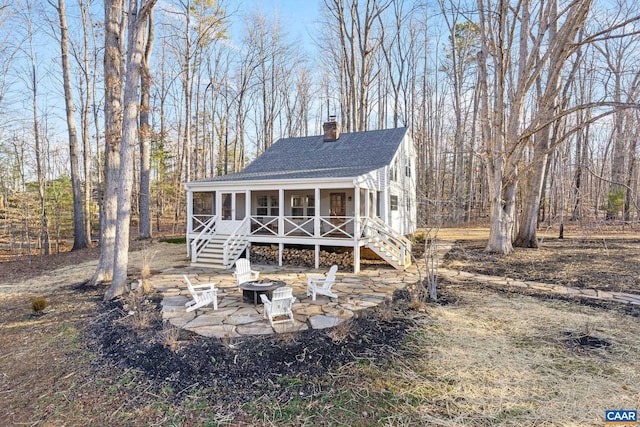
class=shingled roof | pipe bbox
[198,127,408,183]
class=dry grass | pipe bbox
[326,319,352,343]
[139,249,157,293]
[341,284,640,426]
[120,291,155,330]
[160,322,181,351]
[2,234,640,425]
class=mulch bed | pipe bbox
[85,287,416,411]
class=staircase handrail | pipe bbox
[223,216,250,267]
[191,215,218,262]
[362,217,412,266]
[364,216,412,248]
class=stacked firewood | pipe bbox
[250,245,352,269]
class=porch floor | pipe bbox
[152,263,423,338]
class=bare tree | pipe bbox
[438,0,480,224]
[591,2,640,220]
[322,0,392,131]
[245,12,299,154]
[91,0,124,285]
[21,1,50,255]
[105,0,157,300]
[477,0,594,254]
[75,0,98,245]
[138,7,154,239]
[49,0,88,251]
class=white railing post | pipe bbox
[314,187,320,237]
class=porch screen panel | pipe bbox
[236,193,246,220]
[193,192,214,215]
[221,193,232,220]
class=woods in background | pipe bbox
[1,0,639,280]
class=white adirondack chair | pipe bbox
[233,258,259,285]
[306,264,339,301]
[260,287,296,326]
[184,275,218,312]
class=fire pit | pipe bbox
[239,280,286,306]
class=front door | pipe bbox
[218,192,246,234]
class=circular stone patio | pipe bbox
[152,263,423,338]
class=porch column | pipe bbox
[186,189,193,257]
[364,189,370,219]
[373,191,378,217]
[279,243,284,267]
[246,190,251,261]
[314,187,321,269]
[278,188,284,237]
[353,186,361,273]
[245,190,251,219]
[381,175,389,223]
[314,187,320,237]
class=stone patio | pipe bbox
[152,263,424,338]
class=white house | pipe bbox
[184,120,417,273]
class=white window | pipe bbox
[257,195,278,216]
[291,195,315,217]
[390,195,399,211]
[390,158,399,181]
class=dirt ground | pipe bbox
[1,230,639,426]
[441,235,640,294]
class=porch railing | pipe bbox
[191,215,218,263]
[191,214,215,233]
[247,215,357,239]
[249,215,278,236]
[223,216,250,267]
[319,216,354,238]
[283,216,315,237]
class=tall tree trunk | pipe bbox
[514,135,550,248]
[79,0,94,245]
[26,4,49,256]
[138,9,154,239]
[183,0,192,182]
[55,0,87,251]
[514,1,591,247]
[106,0,157,300]
[92,0,124,285]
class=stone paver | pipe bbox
[309,314,344,329]
[153,262,422,338]
[154,239,640,339]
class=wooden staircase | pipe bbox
[363,217,412,270]
[190,235,248,269]
[190,216,249,269]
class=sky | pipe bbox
[229,0,322,56]
[233,0,320,36]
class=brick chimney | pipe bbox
[323,115,339,142]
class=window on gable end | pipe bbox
[390,195,398,211]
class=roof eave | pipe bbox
[185,175,358,190]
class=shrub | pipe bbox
[605,188,625,219]
[31,296,48,313]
